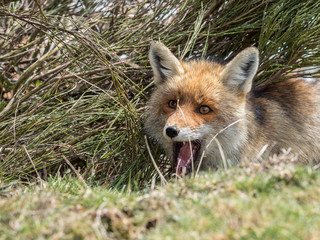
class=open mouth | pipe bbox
[173,140,201,175]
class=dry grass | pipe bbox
[0,0,319,188]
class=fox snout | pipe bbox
[163,124,203,175]
[165,126,179,139]
[163,124,204,142]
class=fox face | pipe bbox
[145,41,259,175]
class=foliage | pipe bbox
[0,0,319,188]
[0,163,320,239]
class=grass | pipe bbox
[0,0,320,188]
[1,159,320,239]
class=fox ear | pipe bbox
[221,47,259,94]
[149,41,184,85]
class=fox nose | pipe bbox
[166,126,179,138]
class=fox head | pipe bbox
[145,41,259,175]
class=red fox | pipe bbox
[145,41,320,175]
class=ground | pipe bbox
[0,155,319,240]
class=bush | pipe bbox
[0,0,319,188]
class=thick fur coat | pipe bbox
[145,41,320,174]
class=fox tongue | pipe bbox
[177,142,192,175]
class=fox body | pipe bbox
[145,41,320,175]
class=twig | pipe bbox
[176,100,195,175]
[144,135,167,186]
[214,138,227,171]
[32,62,71,81]
[62,155,90,190]
[255,144,269,162]
[0,92,18,119]
[196,119,243,176]
[23,145,41,180]
[13,100,20,148]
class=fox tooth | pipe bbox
[182,167,187,175]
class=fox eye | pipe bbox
[168,100,177,109]
[197,105,212,114]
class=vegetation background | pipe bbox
[1,0,319,188]
[0,0,319,239]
